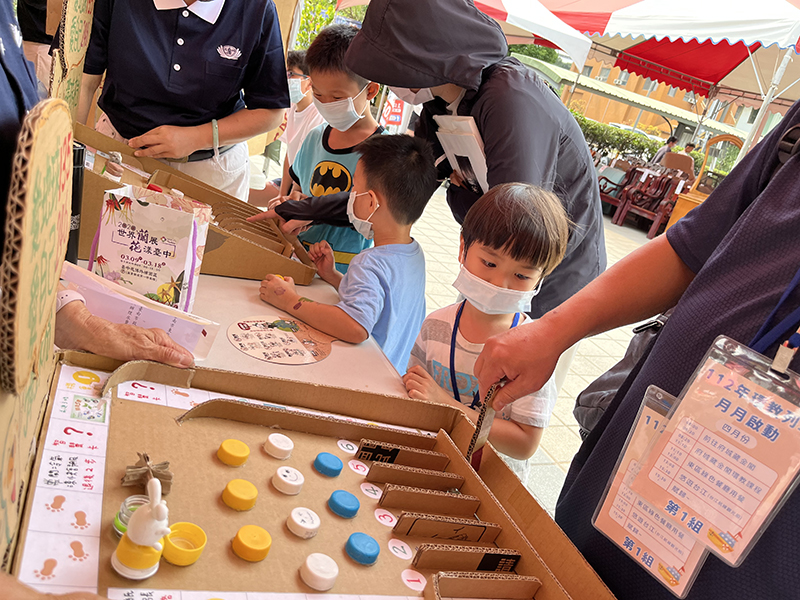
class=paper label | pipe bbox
[632,357,800,565]
[594,404,706,596]
[227,317,334,364]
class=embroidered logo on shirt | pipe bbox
[217,45,242,60]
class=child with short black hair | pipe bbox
[260,134,438,374]
[255,24,385,273]
[404,183,569,479]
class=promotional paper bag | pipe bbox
[89,184,211,312]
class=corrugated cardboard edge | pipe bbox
[357,438,450,470]
[412,543,521,572]
[425,572,541,600]
[100,360,463,440]
[478,446,616,599]
[379,484,481,517]
[366,462,465,490]
[172,398,436,449]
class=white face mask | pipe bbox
[288,78,306,105]
[390,87,434,106]
[453,265,541,315]
[347,190,378,240]
[313,85,369,132]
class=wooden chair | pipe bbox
[615,176,684,238]
[662,152,695,178]
[599,167,642,218]
[611,171,659,224]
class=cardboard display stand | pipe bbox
[74,125,316,285]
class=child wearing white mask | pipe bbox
[259,135,438,374]
[404,183,569,481]
[251,24,387,274]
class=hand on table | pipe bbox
[259,274,298,311]
[128,125,203,160]
[474,321,563,412]
[55,301,194,368]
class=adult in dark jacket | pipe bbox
[273,0,605,319]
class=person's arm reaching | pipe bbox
[475,235,695,410]
[77,73,103,126]
[127,108,285,161]
[279,154,292,196]
[259,275,368,343]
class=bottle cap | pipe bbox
[162,522,207,566]
[222,479,258,511]
[328,490,360,519]
[287,507,321,539]
[232,525,272,562]
[265,433,294,460]
[272,466,304,495]
[113,532,163,574]
[217,439,250,467]
[300,553,339,591]
[314,452,343,477]
[345,532,380,565]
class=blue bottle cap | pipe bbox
[345,532,380,565]
[328,490,360,519]
[314,452,343,478]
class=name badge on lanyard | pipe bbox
[625,267,800,570]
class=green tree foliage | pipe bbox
[508,44,560,65]
[570,109,661,160]
[294,0,337,50]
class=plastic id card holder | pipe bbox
[630,335,800,567]
[594,386,708,597]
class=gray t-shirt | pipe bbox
[557,101,800,599]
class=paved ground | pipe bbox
[413,187,649,515]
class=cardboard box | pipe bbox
[11,353,615,600]
[74,124,317,284]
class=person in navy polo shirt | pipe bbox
[77,0,290,201]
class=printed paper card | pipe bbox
[631,350,800,566]
[227,316,335,364]
[594,387,707,597]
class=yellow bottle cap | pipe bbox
[162,522,208,566]
[232,525,272,562]
[222,479,258,511]
[114,532,163,570]
[217,439,250,467]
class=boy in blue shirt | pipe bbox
[259,135,438,373]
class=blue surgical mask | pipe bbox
[347,190,378,239]
[313,85,369,132]
[288,78,306,105]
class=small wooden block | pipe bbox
[412,544,521,573]
[425,572,541,600]
[393,512,501,543]
[357,439,450,470]
[367,462,464,491]
[378,484,480,517]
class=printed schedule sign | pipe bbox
[631,357,800,566]
[594,389,707,597]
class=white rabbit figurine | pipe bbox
[127,478,170,550]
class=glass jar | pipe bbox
[113,494,149,537]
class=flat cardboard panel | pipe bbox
[367,463,465,491]
[379,485,480,517]
[413,544,521,573]
[357,439,450,471]
[393,513,501,543]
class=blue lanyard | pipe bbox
[749,265,800,354]
[450,300,520,406]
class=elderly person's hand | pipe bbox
[55,300,194,368]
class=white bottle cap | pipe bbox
[300,552,339,591]
[272,466,304,495]
[287,507,320,539]
[265,433,294,460]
